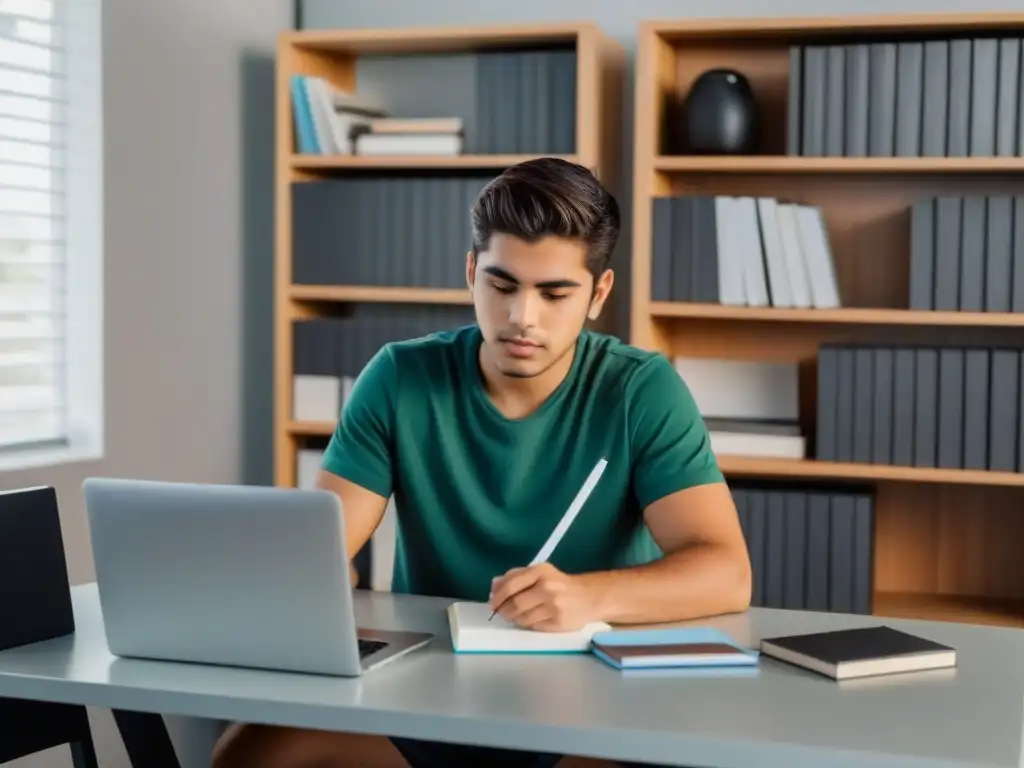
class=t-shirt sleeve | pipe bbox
[320,344,396,499]
[628,355,725,509]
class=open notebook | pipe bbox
[447,601,611,653]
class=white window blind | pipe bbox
[0,0,102,465]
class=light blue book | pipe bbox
[590,627,759,670]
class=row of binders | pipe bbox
[291,176,491,288]
[650,195,841,309]
[788,36,1024,157]
[910,194,1024,313]
[291,307,476,423]
[733,482,874,615]
[817,344,1024,472]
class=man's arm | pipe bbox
[316,471,389,586]
[583,356,751,623]
[315,345,398,586]
[490,356,750,629]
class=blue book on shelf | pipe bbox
[290,74,319,154]
[590,627,759,670]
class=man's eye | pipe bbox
[544,293,569,301]
[490,282,515,294]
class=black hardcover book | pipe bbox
[760,625,956,680]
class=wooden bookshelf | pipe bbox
[274,23,625,490]
[631,12,1024,629]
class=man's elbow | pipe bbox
[722,543,753,614]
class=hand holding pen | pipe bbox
[487,458,608,631]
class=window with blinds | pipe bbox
[0,0,102,463]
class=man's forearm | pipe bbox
[581,543,751,625]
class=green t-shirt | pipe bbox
[321,324,723,602]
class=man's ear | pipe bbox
[588,268,614,319]
[465,250,475,291]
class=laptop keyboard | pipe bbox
[358,638,388,658]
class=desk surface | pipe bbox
[0,584,1022,768]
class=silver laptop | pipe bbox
[81,477,434,676]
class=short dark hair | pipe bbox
[470,157,620,279]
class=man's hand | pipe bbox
[488,563,600,632]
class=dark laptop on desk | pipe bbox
[81,477,433,676]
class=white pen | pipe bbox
[489,457,609,621]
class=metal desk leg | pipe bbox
[112,709,182,768]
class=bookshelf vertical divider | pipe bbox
[631,13,1024,628]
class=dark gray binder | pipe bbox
[921,41,949,156]
[959,196,986,311]
[494,51,519,153]
[989,349,1019,471]
[985,196,1013,312]
[783,492,807,610]
[871,348,895,464]
[852,348,874,463]
[829,495,855,613]
[534,50,552,154]
[835,348,855,462]
[748,491,766,608]
[937,348,965,469]
[934,197,963,311]
[824,46,846,156]
[474,52,495,153]
[550,48,577,154]
[913,348,938,467]
[963,348,990,470]
[868,43,897,156]
[909,197,935,310]
[671,196,692,301]
[895,42,924,156]
[892,348,917,465]
[805,492,831,612]
[765,492,786,608]
[946,39,972,157]
[816,346,839,461]
[995,39,1020,156]
[651,197,673,301]
[787,46,803,155]
[969,39,998,156]
[852,494,874,615]
[844,44,870,157]
[1012,197,1024,312]
[802,46,827,155]
[692,196,719,302]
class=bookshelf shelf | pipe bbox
[289,285,472,305]
[633,11,1024,629]
[650,302,1024,327]
[719,456,1024,488]
[653,155,1024,174]
[291,153,578,171]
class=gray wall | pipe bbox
[303,0,1024,338]
[2,0,289,765]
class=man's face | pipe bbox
[466,233,613,379]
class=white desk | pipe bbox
[0,584,1022,768]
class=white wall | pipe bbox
[2,0,289,765]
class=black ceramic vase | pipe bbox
[681,68,759,154]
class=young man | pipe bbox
[212,158,751,768]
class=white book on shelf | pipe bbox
[756,197,792,307]
[795,205,842,308]
[715,196,746,305]
[776,203,813,308]
[735,196,770,307]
